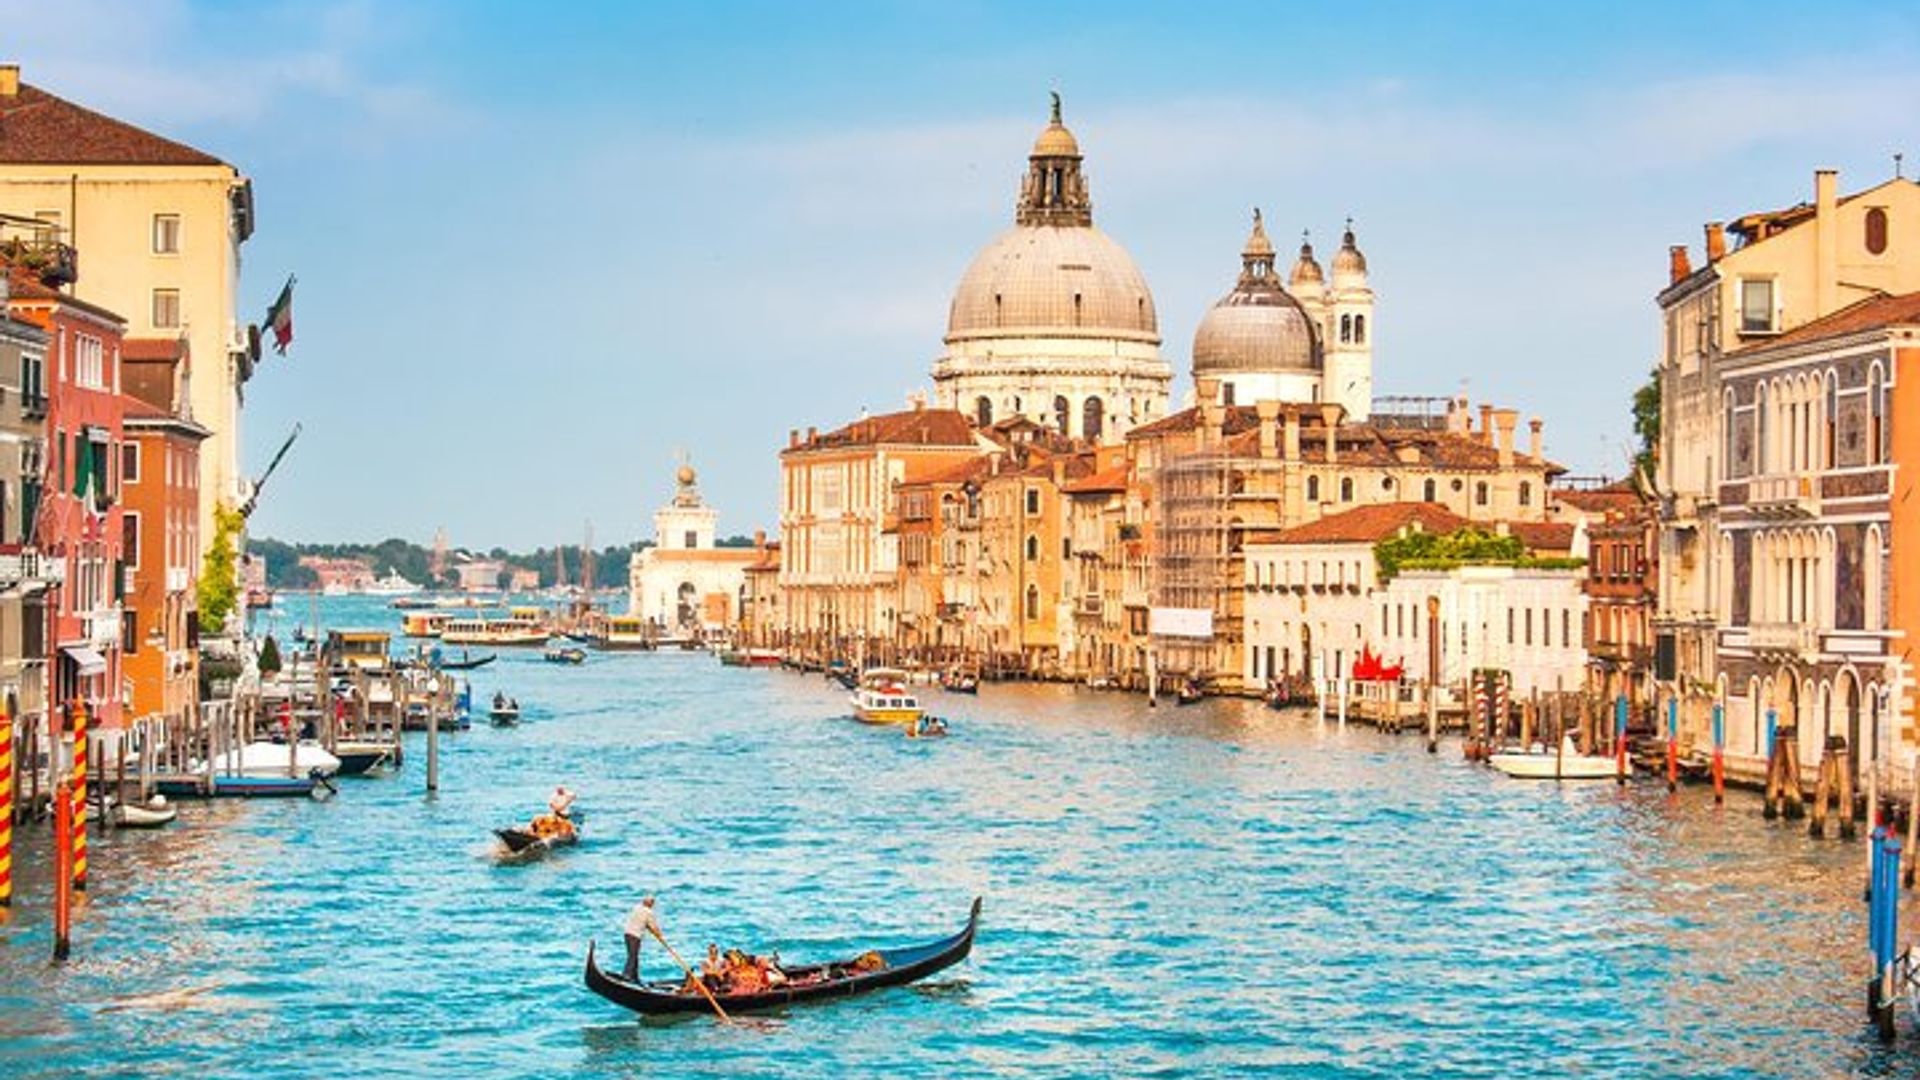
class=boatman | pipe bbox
[549,785,577,819]
[623,896,661,980]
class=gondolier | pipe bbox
[624,896,661,980]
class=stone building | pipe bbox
[0,268,50,732]
[121,337,207,726]
[932,97,1172,443]
[1656,167,1920,743]
[629,463,756,639]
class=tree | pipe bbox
[258,634,282,676]
[198,502,244,633]
[1632,367,1661,483]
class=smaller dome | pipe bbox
[1290,234,1324,287]
[1032,92,1080,157]
[1333,221,1368,277]
[676,464,697,486]
[1192,215,1321,376]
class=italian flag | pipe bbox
[265,276,295,355]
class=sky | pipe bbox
[7,0,1919,548]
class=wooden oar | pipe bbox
[650,925,734,1025]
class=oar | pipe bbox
[650,925,734,1025]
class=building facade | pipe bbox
[0,274,50,731]
[122,340,207,726]
[0,65,256,546]
[629,464,755,637]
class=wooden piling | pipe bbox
[1781,730,1805,819]
[1810,743,1834,838]
[1835,738,1856,840]
[0,700,12,907]
[425,689,440,794]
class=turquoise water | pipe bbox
[0,596,1911,1078]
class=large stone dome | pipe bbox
[946,224,1159,344]
[1192,212,1320,375]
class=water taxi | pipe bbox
[441,618,548,647]
[506,606,550,634]
[591,614,654,651]
[401,611,450,638]
[850,669,924,725]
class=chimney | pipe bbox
[1052,458,1065,486]
[1256,400,1280,460]
[0,65,17,98]
[806,426,817,443]
[1319,404,1341,463]
[789,428,800,448]
[1816,168,1839,314]
[1668,245,1691,285]
[1527,417,1542,461]
[1196,376,1221,407]
[1703,222,1726,263]
[1282,411,1301,461]
[754,529,766,550]
[1493,409,1518,468]
[1199,401,1224,449]
[1478,404,1494,446]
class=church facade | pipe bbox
[628,464,756,638]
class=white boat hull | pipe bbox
[211,741,342,779]
[1489,747,1623,780]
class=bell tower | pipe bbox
[1326,219,1374,421]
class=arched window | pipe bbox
[1339,477,1354,502]
[1339,313,1352,343]
[1083,397,1104,441]
[1024,584,1040,621]
[1025,534,1038,562]
[1306,475,1320,501]
[1519,481,1532,507]
[1867,525,1884,631]
[1053,395,1070,435]
[1423,478,1437,502]
[1475,481,1489,506]
[975,396,993,427]
[1870,364,1886,465]
[1755,382,1768,474]
[1867,207,1889,255]
[1824,371,1838,468]
[1354,313,1366,344]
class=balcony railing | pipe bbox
[1748,621,1820,656]
[1075,595,1104,617]
[1747,475,1819,518]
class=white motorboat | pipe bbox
[365,572,421,596]
[1489,736,1624,780]
[210,740,342,779]
[111,794,178,828]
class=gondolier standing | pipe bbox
[623,896,661,980]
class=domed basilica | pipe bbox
[932,96,1375,440]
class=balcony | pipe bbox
[1747,475,1819,519]
[0,232,78,287]
[1075,595,1104,617]
[1748,621,1820,658]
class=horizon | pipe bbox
[9,0,1918,548]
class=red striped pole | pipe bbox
[0,699,12,908]
[52,779,71,961]
[70,701,87,892]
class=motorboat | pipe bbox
[1489,737,1626,780]
[544,644,587,665]
[110,794,177,828]
[851,669,923,725]
[441,618,547,647]
[401,611,450,638]
[365,572,421,596]
[211,740,342,779]
[490,693,522,725]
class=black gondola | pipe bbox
[584,897,980,1016]
[439,652,497,671]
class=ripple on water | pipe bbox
[1,601,1917,1078]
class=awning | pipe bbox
[62,645,107,676]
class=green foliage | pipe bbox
[258,635,282,676]
[247,537,643,591]
[198,502,244,633]
[1631,367,1661,481]
[1373,526,1577,583]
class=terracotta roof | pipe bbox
[1062,462,1129,494]
[1212,422,1561,474]
[1261,502,1468,545]
[119,397,168,421]
[1729,290,1920,355]
[788,408,978,453]
[0,82,225,166]
[1550,481,1642,513]
[1127,402,1327,440]
[4,262,125,324]
[1506,521,1575,554]
[912,454,997,487]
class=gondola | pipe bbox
[584,897,981,1016]
[493,824,577,864]
[439,652,497,671]
[1175,681,1205,706]
[544,645,587,665]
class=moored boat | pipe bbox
[438,649,497,670]
[1488,736,1625,780]
[332,739,397,775]
[494,822,578,864]
[110,795,177,828]
[442,618,548,647]
[591,614,654,651]
[402,611,451,638]
[584,897,980,1016]
[544,644,587,665]
[744,648,782,666]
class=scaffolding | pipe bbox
[1151,451,1233,681]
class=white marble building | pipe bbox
[628,464,756,636]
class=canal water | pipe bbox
[0,597,1912,1078]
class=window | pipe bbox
[1825,372,1838,468]
[1562,610,1570,648]
[1024,584,1040,621]
[74,334,105,390]
[1354,314,1366,344]
[1475,482,1489,506]
[1754,383,1769,473]
[1221,382,1236,407]
[1423,479,1436,502]
[1866,207,1889,256]
[1306,476,1320,501]
[123,511,140,569]
[1339,313,1352,343]
[152,288,181,329]
[1025,534,1038,561]
[1507,609,1514,644]
[152,213,181,254]
[1339,477,1353,502]
[122,443,140,485]
[1025,488,1039,515]
[974,396,992,427]
[683,530,697,549]
[1870,365,1887,465]
[1053,395,1070,435]
[1519,481,1531,507]
[123,609,138,655]
[1722,389,1736,474]
[1083,397,1103,441]
[1739,279,1775,334]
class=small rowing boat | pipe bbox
[494,822,578,864]
[439,651,497,671]
[110,795,177,828]
[584,897,980,1016]
[1489,736,1625,780]
[544,644,587,665]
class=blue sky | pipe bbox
[9,1,1919,548]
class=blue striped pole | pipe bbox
[1614,694,1629,785]
[1666,695,1680,792]
[1764,708,1779,818]
[1711,702,1726,803]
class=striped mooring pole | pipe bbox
[1710,701,1726,803]
[70,701,87,892]
[1614,693,1629,785]
[0,699,12,907]
[1868,825,1902,1041]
